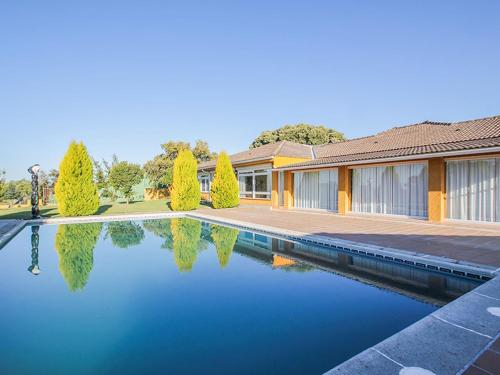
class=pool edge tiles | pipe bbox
[187,212,497,281]
[325,275,500,375]
[0,220,27,251]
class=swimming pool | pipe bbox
[0,217,481,374]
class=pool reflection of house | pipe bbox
[198,115,500,224]
[224,227,481,305]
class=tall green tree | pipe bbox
[143,154,172,189]
[144,140,216,190]
[210,152,239,208]
[192,140,217,162]
[211,224,239,268]
[250,124,345,148]
[55,222,102,292]
[55,141,99,216]
[108,161,143,203]
[170,150,200,211]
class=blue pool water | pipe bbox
[0,218,480,374]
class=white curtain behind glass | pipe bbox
[352,163,428,217]
[294,170,338,211]
[447,158,499,222]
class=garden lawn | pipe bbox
[0,200,172,220]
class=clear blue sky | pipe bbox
[1,1,499,179]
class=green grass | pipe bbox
[0,200,173,220]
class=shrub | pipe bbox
[55,222,102,291]
[55,141,99,216]
[210,152,239,208]
[170,150,200,211]
[108,161,143,203]
[210,224,238,267]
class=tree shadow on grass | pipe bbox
[96,204,112,215]
[0,206,59,220]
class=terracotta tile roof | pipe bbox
[198,141,312,170]
[280,115,500,169]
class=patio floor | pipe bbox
[197,206,500,268]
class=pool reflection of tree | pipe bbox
[105,221,145,249]
[54,223,102,291]
[143,219,173,250]
[210,225,238,268]
[171,218,201,271]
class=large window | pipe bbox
[238,169,271,199]
[199,175,210,193]
[447,158,500,222]
[351,163,428,217]
[294,170,338,211]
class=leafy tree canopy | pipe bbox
[93,155,117,200]
[144,140,216,189]
[108,161,143,203]
[250,123,345,148]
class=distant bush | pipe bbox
[170,150,200,211]
[210,152,239,209]
[55,142,99,216]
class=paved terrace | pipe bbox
[195,206,500,268]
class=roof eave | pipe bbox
[273,146,500,171]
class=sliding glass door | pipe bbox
[293,169,338,211]
[351,163,428,217]
[447,158,500,222]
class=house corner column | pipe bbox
[338,166,351,215]
[428,158,446,222]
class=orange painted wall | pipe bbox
[337,166,351,215]
[273,156,311,168]
[428,158,446,222]
[239,198,272,206]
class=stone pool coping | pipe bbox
[1,211,499,374]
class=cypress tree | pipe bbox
[170,150,200,211]
[210,152,239,208]
[55,141,99,216]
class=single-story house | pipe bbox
[198,115,500,223]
